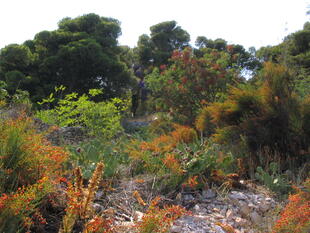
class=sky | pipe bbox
[0,0,309,50]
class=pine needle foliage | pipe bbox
[202,62,309,171]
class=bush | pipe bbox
[127,125,236,190]
[204,62,310,174]
[0,115,67,193]
[0,178,53,233]
[0,115,68,232]
[145,47,237,124]
[36,87,127,139]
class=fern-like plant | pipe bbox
[59,162,104,233]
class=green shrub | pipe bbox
[255,162,292,195]
[36,87,127,139]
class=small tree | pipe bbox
[146,47,239,124]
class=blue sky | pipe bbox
[0,0,309,50]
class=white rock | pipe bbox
[248,203,256,209]
[229,191,247,200]
[220,207,227,216]
[194,204,200,212]
[134,211,144,221]
[214,225,226,233]
[95,190,104,199]
[183,194,195,201]
[170,225,183,233]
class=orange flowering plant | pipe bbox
[127,123,234,190]
[272,179,310,233]
[136,197,190,233]
[127,124,197,178]
[0,115,68,232]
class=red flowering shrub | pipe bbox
[146,47,238,124]
[272,179,310,233]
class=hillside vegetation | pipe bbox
[0,13,309,233]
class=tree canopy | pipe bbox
[0,13,309,107]
[134,21,190,67]
[0,13,132,102]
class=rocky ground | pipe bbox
[170,188,279,233]
[91,176,281,233]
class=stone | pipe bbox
[220,207,228,216]
[202,189,217,199]
[235,217,248,227]
[239,201,251,217]
[134,211,144,221]
[170,225,183,233]
[226,209,234,221]
[95,190,104,199]
[250,211,262,225]
[214,225,226,233]
[183,194,195,201]
[259,201,270,213]
[194,204,200,212]
[229,191,247,201]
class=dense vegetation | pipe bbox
[0,13,309,233]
